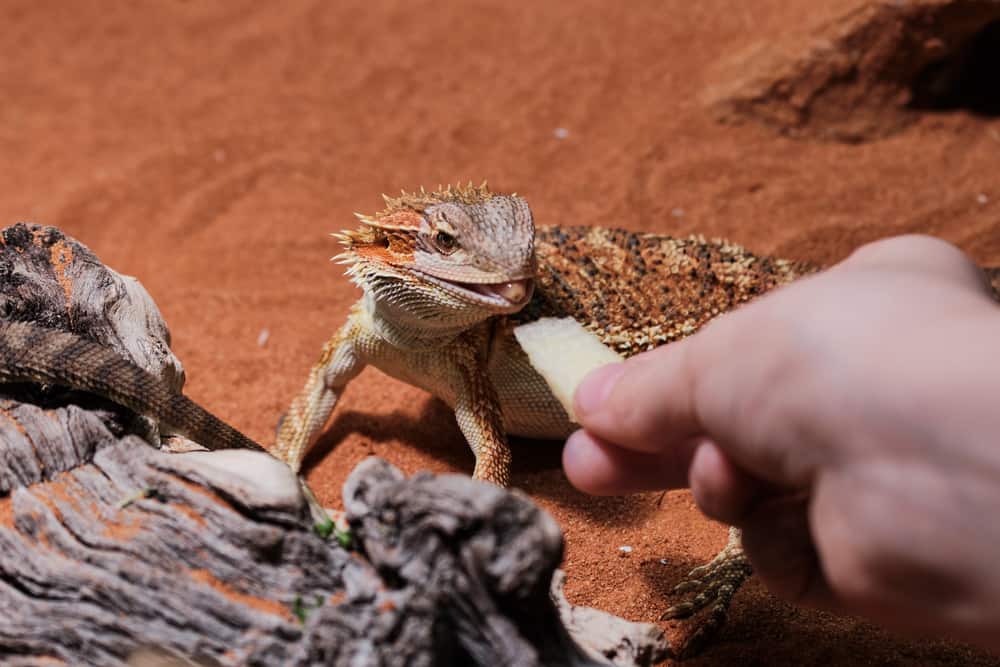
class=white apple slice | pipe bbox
[513,317,623,422]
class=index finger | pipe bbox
[573,334,706,454]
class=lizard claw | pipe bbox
[661,526,752,659]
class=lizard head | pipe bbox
[334,183,536,325]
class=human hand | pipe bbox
[563,235,1000,650]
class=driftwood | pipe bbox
[0,223,669,667]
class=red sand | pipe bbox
[3,1,999,664]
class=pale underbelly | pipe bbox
[375,344,576,441]
[491,362,576,440]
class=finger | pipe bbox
[562,429,698,495]
[842,235,992,297]
[688,440,767,525]
[573,336,704,454]
[739,494,842,614]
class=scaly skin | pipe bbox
[273,183,814,655]
[0,319,266,452]
[0,319,337,530]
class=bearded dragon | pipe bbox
[273,183,815,654]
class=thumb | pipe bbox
[573,332,706,456]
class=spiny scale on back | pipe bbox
[519,226,814,355]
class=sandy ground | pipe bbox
[3,1,1000,664]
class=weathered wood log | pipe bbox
[0,222,184,455]
[0,223,669,666]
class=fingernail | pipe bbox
[562,429,586,471]
[575,363,626,417]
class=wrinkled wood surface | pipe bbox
[0,225,669,666]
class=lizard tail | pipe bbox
[0,320,265,452]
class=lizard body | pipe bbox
[275,184,812,479]
[0,319,265,453]
[273,184,813,653]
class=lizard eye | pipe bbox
[434,231,458,254]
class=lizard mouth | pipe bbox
[468,279,533,305]
[449,277,534,308]
[416,271,534,309]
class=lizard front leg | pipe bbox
[273,316,365,473]
[451,344,511,487]
[662,525,752,658]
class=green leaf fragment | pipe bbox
[334,528,353,549]
[313,517,334,539]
